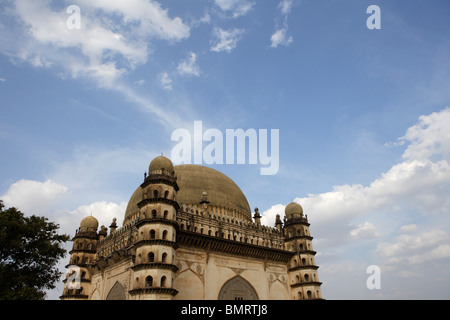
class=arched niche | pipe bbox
[106,281,126,300]
[218,276,258,300]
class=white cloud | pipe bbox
[350,222,381,239]
[0,77,6,82]
[134,79,145,86]
[4,0,191,128]
[177,52,201,77]
[399,224,418,233]
[59,201,127,233]
[270,0,295,48]
[214,0,255,18]
[158,72,172,90]
[261,108,450,247]
[76,0,190,41]
[1,179,68,216]
[270,28,293,48]
[278,0,294,15]
[210,27,244,53]
[400,108,450,161]
[376,229,449,258]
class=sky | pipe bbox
[1,0,450,300]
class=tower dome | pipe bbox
[148,155,174,173]
[80,215,99,232]
[285,202,303,217]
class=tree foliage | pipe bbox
[0,200,70,299]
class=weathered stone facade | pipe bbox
[60,156,322,300]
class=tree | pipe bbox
[0,200,70,299]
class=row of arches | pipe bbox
[138,226,175,242]
[295,289,320,300]
[74,240,96,251]
[70,254,93,265]
[136,247,174,264]
[286,227,310,238]
[292,257,315,268]
[141,208,172,220]
[293,273,318,283]
[136,275,172,288]
[143,188,172,201]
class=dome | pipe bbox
[285,202,303,217]
[124,164,251,222]
[80,215,99,231]
[149,155,174,173]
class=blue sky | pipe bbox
[1,0,450,299]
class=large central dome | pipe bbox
[124,164,251,223]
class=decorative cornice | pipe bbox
[62,278,92,284]
[299,250,317,255]
[69,249,97,255]
[129,287,178,297]
[288,265,319,272]
[59,294,89,300]
[131,262,179,273]
[284,235,313,242]
[284,218,310,227]
[137,198,180,211]
[72,232,99,241]
[134,239,179,250]
[177,230,294,263]
[141,174,179,191]
[136,218,179,229]
[290,281,322,288]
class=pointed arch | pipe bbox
[106,281,126,300]
[218,276,258,300]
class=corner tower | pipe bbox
[129,156,180,300]
[60,216,99,300]
[283,202,322,299]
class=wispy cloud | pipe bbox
[270,0,294,48]
[210,27,244,53]
[3,0,191,128]
[213,0,255,18]
[177,52,201,77]
[158,72,173,90]
[270,28,293,48]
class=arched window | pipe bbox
[295,275,300,283]
[162,252,167,263]
[153,190,158,198]
[160,276,166,287]
[146,276,153,287]
[152,210,157,219]
[148,252,155,263]
[164,190,169,198]
[304,274,309,282]
[150,229,156,239]
[164,210,168,219]
[302,258,306,265]
[162,230,168,240]
[307,290,312,299]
